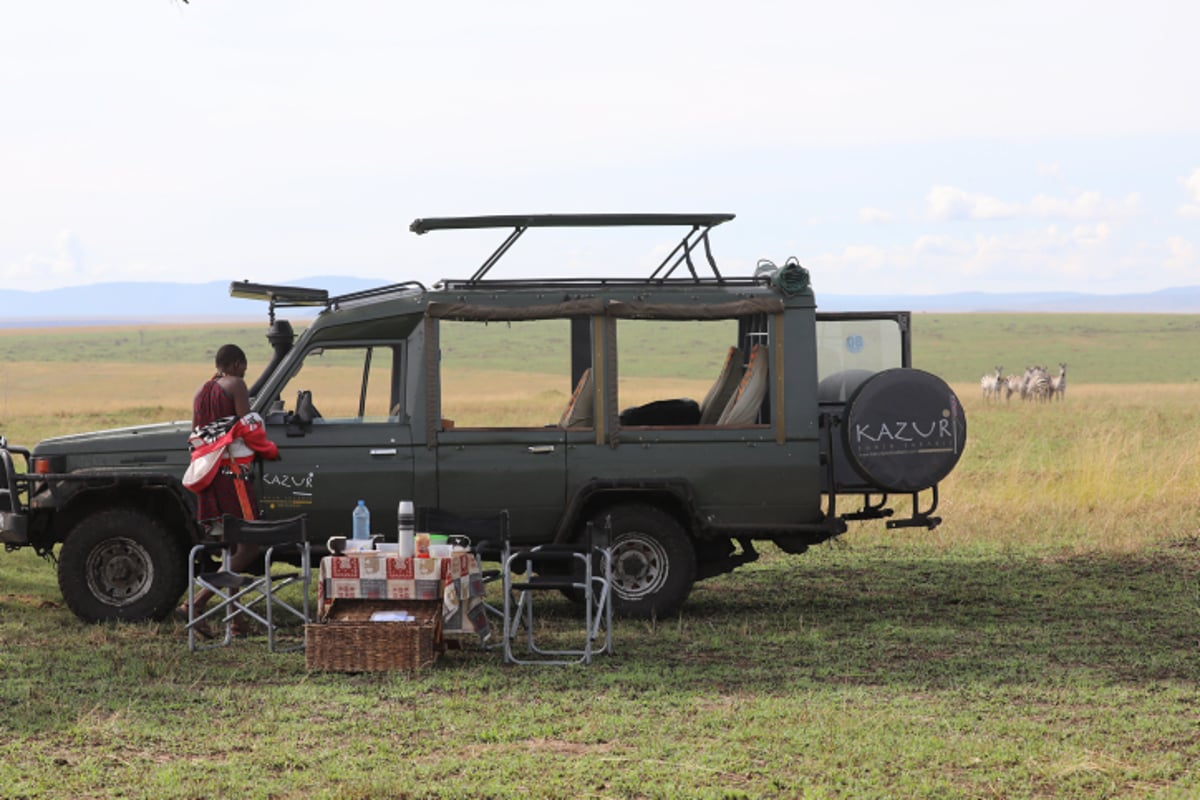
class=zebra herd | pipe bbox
[980,363,1067,403]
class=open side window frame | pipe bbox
[815,311,912,375]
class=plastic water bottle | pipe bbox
[352,500,371,540]
[397,500,415,557]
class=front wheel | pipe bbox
[58,508,187,623]
[595,504,696,619]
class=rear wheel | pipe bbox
[58,508,187,623]
[596,504,696,619]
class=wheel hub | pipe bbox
[611,535,668,599]
[615,550,650,581]
[85,538,153,606]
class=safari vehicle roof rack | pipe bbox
[410,213,741,287]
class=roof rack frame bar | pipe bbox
[702,230,724,281]
[409,213,737,285]
[410,213,734,234]
[331,281,427,305]
[650,226,693,280]
[650,224,722,282]
[470,225,529,283]
[436,275,766,291]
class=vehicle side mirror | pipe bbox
[287,390,321,436]
[295,390,317,425]
[296,389,326,422]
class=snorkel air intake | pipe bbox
[249,319,295,399]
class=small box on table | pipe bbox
[305,599,442,672]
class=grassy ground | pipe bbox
[2,318,1200,798]
[2,537,1198,799]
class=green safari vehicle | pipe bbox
[0,214,966,622]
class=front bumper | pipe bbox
[0,510,29,545]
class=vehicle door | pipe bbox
[814,311,913,491]
[429,318,567,542]
[574,314,815,529]
[255,342,415,538]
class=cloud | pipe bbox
[1178,168,1200,218]
[858,207,894,223]
[807,222,1165,295]
[913,234,959,256]
[0,231,175,292]
[925,186,1140,223]
[1181,168,1200,201]
[1164,236,1197,272]
[2,231,86,291]
[1029,191,1141,220]
[1071,223,1112,247]
[926,186,1019,221]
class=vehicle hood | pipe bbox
[34,420,193,470]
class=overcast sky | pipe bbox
[3,1,1198,298]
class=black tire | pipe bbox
[58,508,187,623]
[597,504,696,619]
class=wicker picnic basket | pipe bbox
[305,599,442,672]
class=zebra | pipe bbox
[1003,373,1022,402]
[1051,362,1067,401]
[980,366,1002,402]
[1018,366,1035,401]
[1027,365,1052,402]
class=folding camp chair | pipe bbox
[187,514,311,653]
[502,516,613,665]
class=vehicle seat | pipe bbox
[559,368,594,429]
[619,398,700,426]
[717,344,768,425]
[698,346,744,425]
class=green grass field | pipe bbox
[2,316,1200,798]
[2,311,1198,381]
[912,313,1200,384]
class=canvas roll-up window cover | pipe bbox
[426,299,605,321]
[606,298,783,320]
[425,297,783,322]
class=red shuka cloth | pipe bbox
[189,379,272,524]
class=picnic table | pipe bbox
[317,551,490,640]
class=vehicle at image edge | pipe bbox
[0,213,967,623]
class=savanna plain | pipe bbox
[1,313,1200,799]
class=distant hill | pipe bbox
[2,279,1199,326]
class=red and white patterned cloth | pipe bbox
[183,412,279,492]
[318,552,490,638]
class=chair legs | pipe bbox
[476,593,507,651]
[264,544,311,653]
[590,547,614,657]
[501,521,613,665]
[187,542,312,653]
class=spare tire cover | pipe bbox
[817,369,876,404]
[843,368,966,493]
